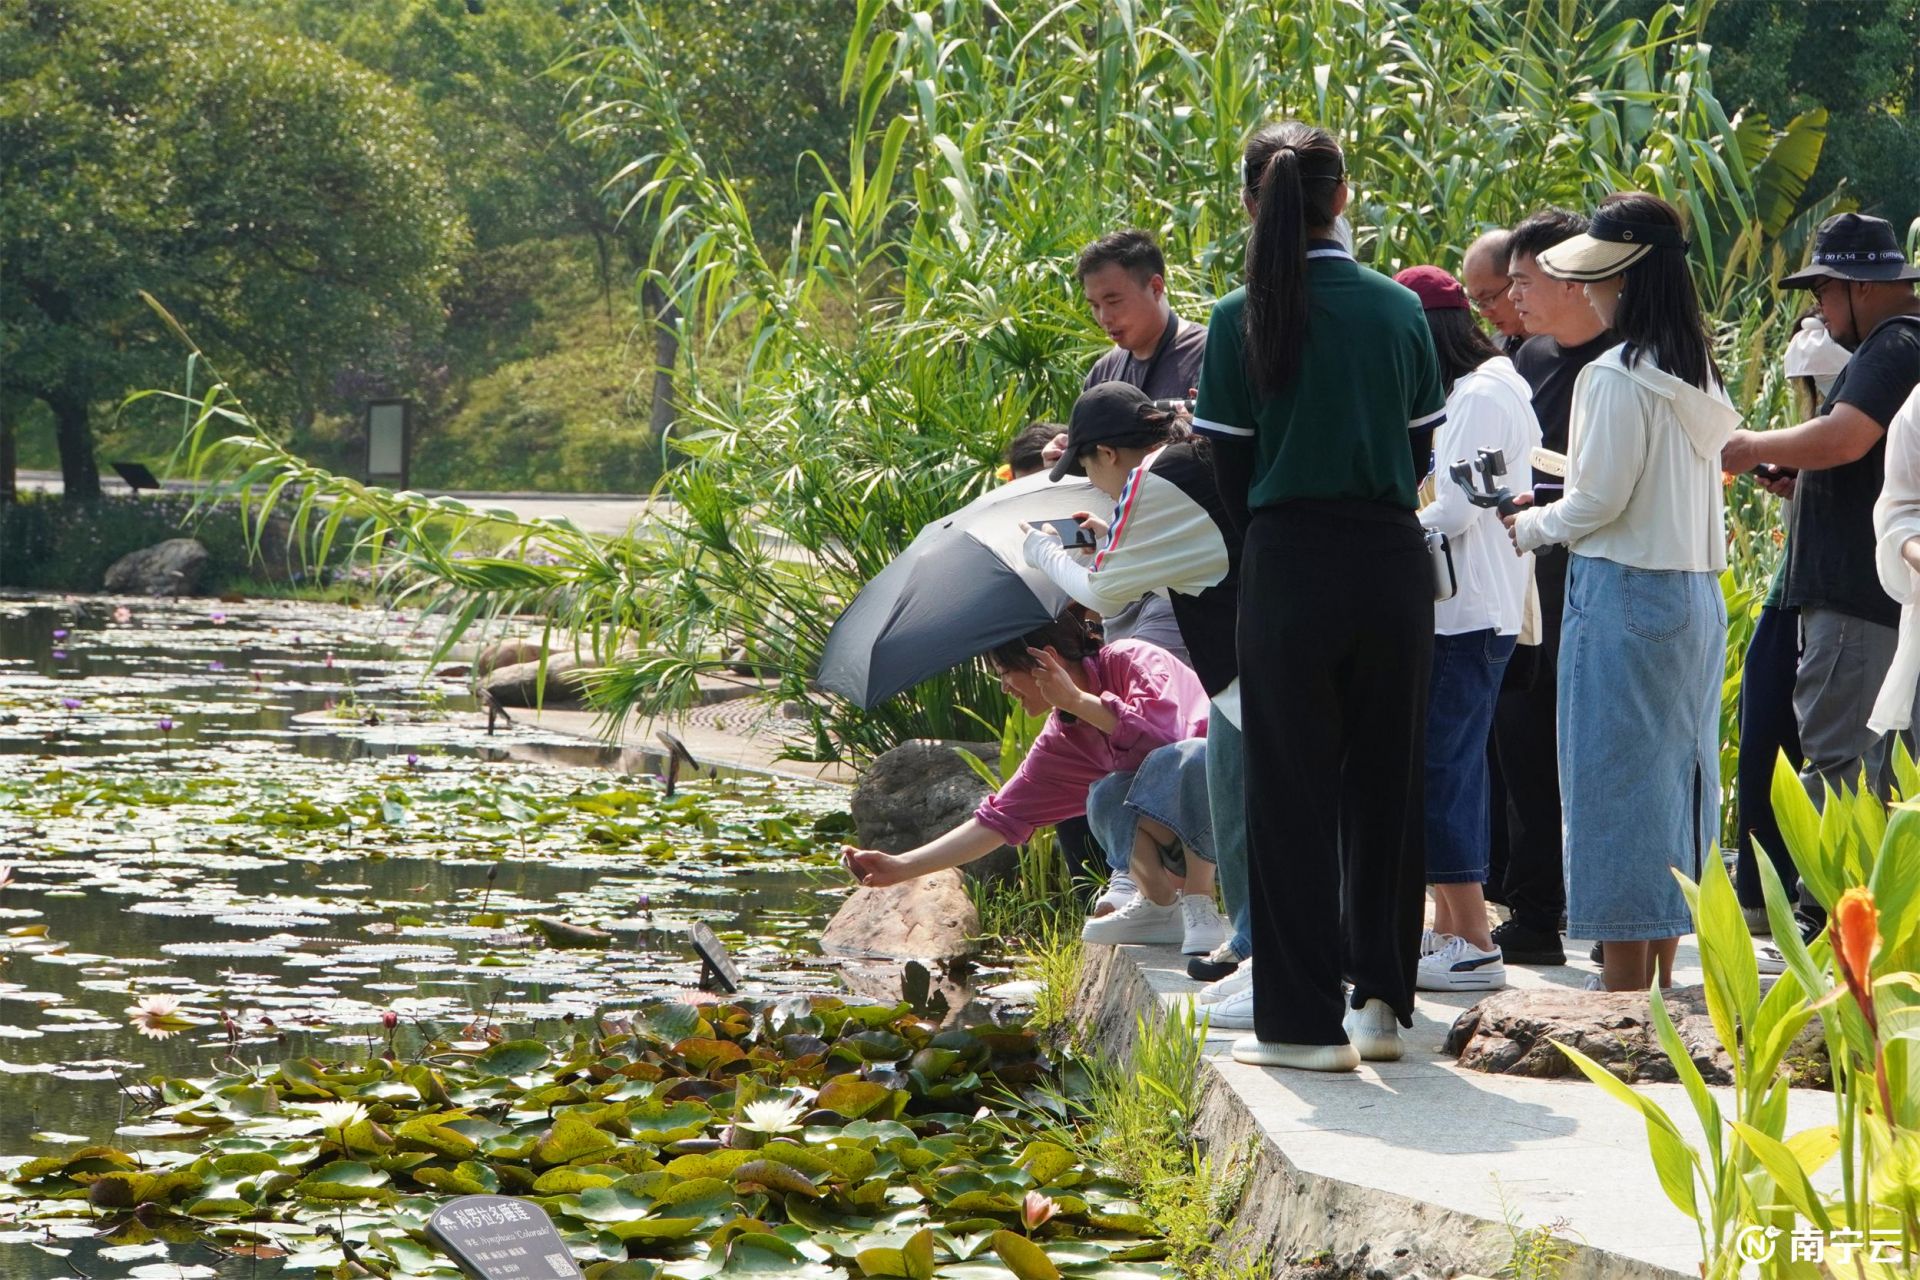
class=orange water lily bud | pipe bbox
[1833,887,1880,997]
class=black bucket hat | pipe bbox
[1779,213,1920,289]
[1049,382,1159,482]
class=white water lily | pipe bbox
[125,993,195,1039]
[309,1101,369,1133]
[127,994,183,1019]
[737,1097,806,1135]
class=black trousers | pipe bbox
[1734,604,1803,908]
[1242,503,1432,1045]
[1489,545,1567,932]
[1053,815,1105,905]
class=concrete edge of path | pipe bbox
[1070,941,1694,1280]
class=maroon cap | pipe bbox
[1393,265,1469,312]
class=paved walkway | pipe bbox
[16,470,668,538]
[1092,938,1834,1278]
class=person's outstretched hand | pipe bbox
[842,846,911,888]
[1040,432,1070,466]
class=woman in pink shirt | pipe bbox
[841,614,1213,939]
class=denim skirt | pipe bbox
[1558,555,1725,941]
[1087,738,1215,877]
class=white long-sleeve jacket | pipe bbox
[1511,345,1737,571]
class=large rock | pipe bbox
[821,869,980,962]
[481,652,589,707]
[476,638,545,675]
[1444,985,1828,1087]
[851,740,1018,883]
[104,538,209,597]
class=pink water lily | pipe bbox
[0,863,15,891]
[113,606,132,623]
[1023,1190,1059,1233]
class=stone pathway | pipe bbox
[1080,936,1837,1279]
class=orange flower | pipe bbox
[1833,887,1880,998]
[1723,473,1736,488]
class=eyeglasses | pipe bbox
[1468,288,1507,312]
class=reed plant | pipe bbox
[167,0,1834,772]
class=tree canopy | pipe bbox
[0,0,464,497]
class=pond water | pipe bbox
[0,594,858,1277]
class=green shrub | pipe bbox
[0,493,298,592]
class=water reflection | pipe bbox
[0,594,851,1279]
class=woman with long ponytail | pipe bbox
[1190,122,1448,1071]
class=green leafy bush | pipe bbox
[0,494,264,592]
[1563,752,1920,1276]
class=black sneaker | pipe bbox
[1186,940,1243,983]
[1590,941,1604,965]
[1489,918,1566,965]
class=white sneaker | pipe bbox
[1080,893,1183,946]
[1196,967,1251,1006]
[1419,928,1450,958]
[1092,873,1138,917]
[1203,985,1254,1030]
[1583,974,1605,991]
[1178,895,1230,956]
[1757,943,1787,976]
[1341,998,1403,1061]
[1416,936,1507,992]
[1743,905,1772,937]
[1230,1036,1359,1072]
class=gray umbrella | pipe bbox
[816,470,1105,708]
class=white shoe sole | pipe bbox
[1080,919,1183,947]
[1230,1036,1359,1072]
[1415,968,1508,993]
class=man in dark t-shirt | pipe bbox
[1722,214,1920,816]
[1485,208,1614,967]
[1071,230,1208,662]
[1078,229,1209,400]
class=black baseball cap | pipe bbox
[1049,381,1156,482]
[1779,213,1920,289]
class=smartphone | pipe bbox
[1751,464,1799,482]
[1038,517,1095,549]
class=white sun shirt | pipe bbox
[1420,356,1542,636]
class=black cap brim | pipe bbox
[1047,452,1082,483]
[1780,261,1920,289]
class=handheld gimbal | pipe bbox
[1449,447,1525,516]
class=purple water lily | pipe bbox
[52,629,68,640]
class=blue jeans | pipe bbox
[1086,739,1214,876]
[1205,702,1250,956]
[1425,630,1516,883]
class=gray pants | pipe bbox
[1794,607,1905,804]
